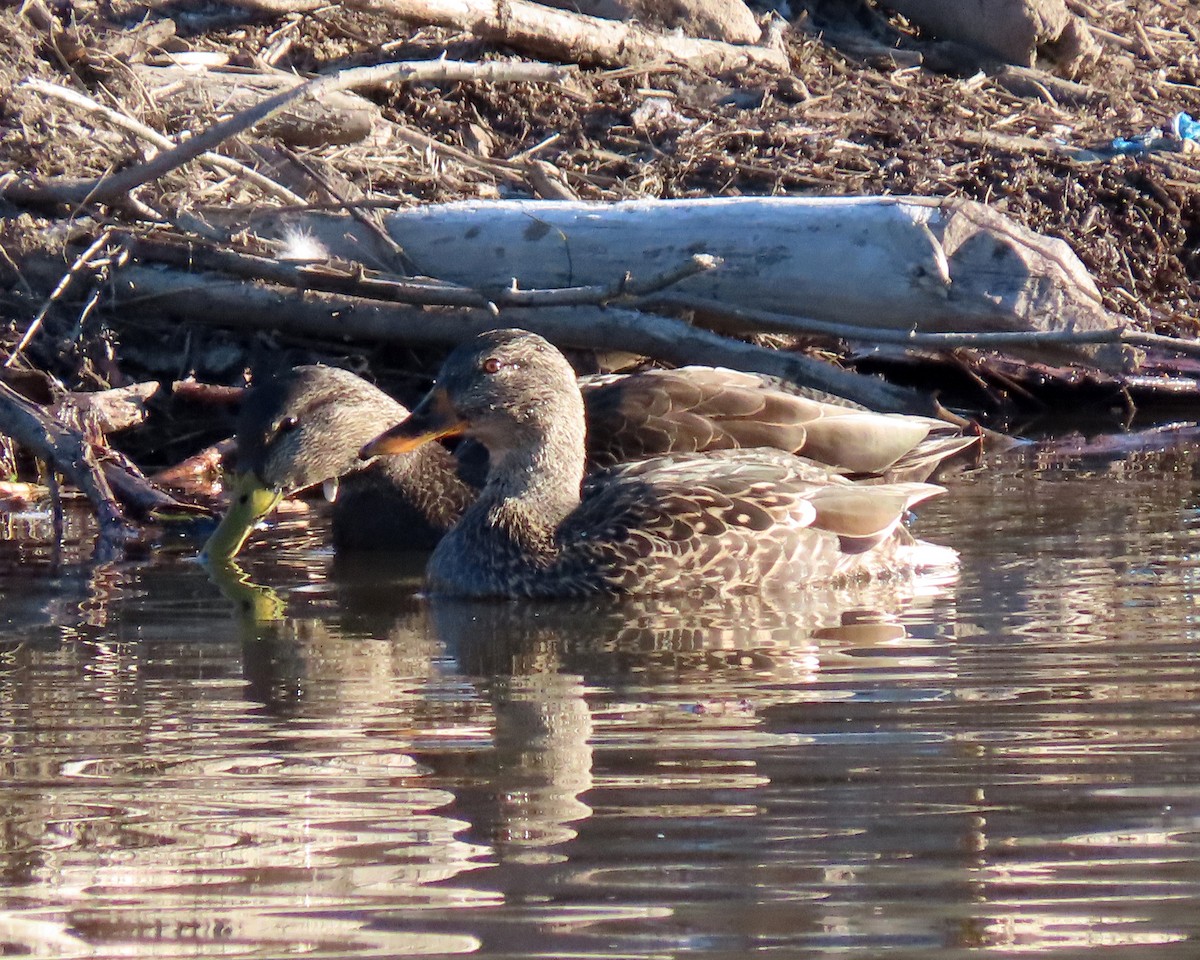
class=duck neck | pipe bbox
[476,408,586,552]
[376,441,474,529]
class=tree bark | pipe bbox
[240,195,1130,368]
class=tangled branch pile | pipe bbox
[1,0,1199,537]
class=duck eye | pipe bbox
[482,357,503,374]
[277,415,300,433]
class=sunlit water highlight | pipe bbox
[4,442,1200,957]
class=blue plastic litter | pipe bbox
[1106,111,1200,157]
[1173,111,1200,142]
[1109,126,1163,155]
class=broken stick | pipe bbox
[0,378,134,548]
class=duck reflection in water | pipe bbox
[0,502,959,959]
[208,531,953,868]
[423,579,953,864]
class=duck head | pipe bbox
[360,329,583,468]
[202,365,406,561]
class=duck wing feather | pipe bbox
[550,449,944,597]
[581,367,974,478]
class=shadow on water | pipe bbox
[6,439,1200,956]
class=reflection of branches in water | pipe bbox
[0,507,108,641]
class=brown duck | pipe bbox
[202,356,973,560]
[359,329,954,599]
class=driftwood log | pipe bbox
[239,195,1132,370]
[539,0,761,44]
[228,0,787,72]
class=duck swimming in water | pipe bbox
[359,329,953,599]
[202,355,973,561]
[201,365,471,560]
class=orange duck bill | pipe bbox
[359,386,466,458]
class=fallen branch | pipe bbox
[230,0,789,72]
[0,480,46,505]
[91,259,940,415]
[647,294,1200,360]
[2,59,569,209]
[122,234,720,308]
[51,382,161,434]
[0,379,134,550]
[97,449,213,520]
[169,381,245,407]
[152,439,234,494]
[0,375,204,528]
[990,65,1107,107]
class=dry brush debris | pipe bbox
[2,0,1200,547]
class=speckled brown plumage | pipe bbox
[577,366,975,479]
[220,357,973,556]
[363,330,953,599]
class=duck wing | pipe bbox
[580,367,975,478]
[558,449,945,596]
[580,367,810,468]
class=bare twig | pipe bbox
[3,60,569,209]
[524,159,580,200]
[22,77,305,204]
[389,121,533,184]
[0,241,34,298]
[47,469,64,545]
[6,230,114,368]
[612,255,721,299]
[170,381,245,406]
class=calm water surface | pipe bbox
[4,440,1200,958]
